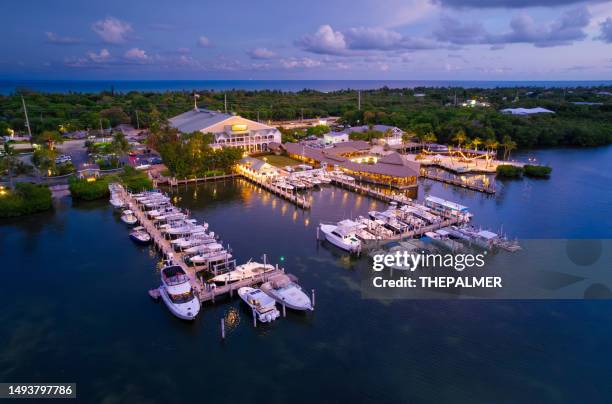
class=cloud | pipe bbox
[87,49,111,63]
[177,47,191,54]
[198,36,212,47]
[45,32,80,45]
[296,25,347,55]
[434,7,591,47]
[247,47,276,59]
[124,48,148,61]
[298,25,437,55]
[597,17,612,42]
[431,0,605,8]
[280,57,322,69]
[92,17,132,44]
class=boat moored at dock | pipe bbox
[319,220,362,253]
[261,275,313,311]
[238,287,281,323]
[129,226,151,245]
[159,264,201,320]
[210,261,275,284]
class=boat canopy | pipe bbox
[477,230,498,240]
[426,196,469,212]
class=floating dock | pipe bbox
[420,170,496,194]
[329,175,412,205]
[236,165,311,209]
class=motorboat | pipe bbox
[109,196,124,209]
[121,210,138,225]
[159,264,200,320]
[261,275,312,311]
[183,242,224,255]
[238,287,280,323]
[188,251,232,266]
[129,226,151,245]
[318,220,362,253]
[171,232,216,251]
[165,224,208,237]
[210,262,275,284]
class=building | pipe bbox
[323,132,349,145]
[283,141,418,189]
[238,156,278,177]
[461,99,490,108]
[169,108,281,153]
[345,125,404,146]
[500,107,555,116]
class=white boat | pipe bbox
[238,287,280,323]
[110,196,124,208]
[121,210,138,225]
[261,275,312,311]
[171,232,216,251]
[319,220,362,253]
[189,251,232,266]
[159,264,200,320]
[183,242,224,255]
[129,226,151,244]
[210,262,275,284]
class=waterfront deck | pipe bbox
[420,170,496,194]
[329,175,412,205]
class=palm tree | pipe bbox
[383,128,394,143]
[483,139,499,167]
[471,137,482,152]
[1,143,18,189]
[452,130,467,150]
[501,135,517,160]
[423,132,437,151]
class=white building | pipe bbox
[323,132,349,145]
[169,108,282,153]
[500,107,555,116]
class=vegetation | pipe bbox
[523,164,553,178]
[0,182,52,217]
[496,165,524,178]
[148,129,242,178]
[2,86,611,152]
[69,176,110,200]
[118,166,152,192]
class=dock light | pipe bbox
[279,256,285,262]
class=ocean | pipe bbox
[1,79,612,95]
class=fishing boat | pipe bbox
[261,275,312,311]
[238,287,280,323]
[318,220,362,253]
[159,264,200,320]
[210,261,275,284]
[129,226,151,245]
[120,210,138,225]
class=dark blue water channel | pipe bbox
[1,146,612,403]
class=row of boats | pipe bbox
[109,183,313,323]
[270,170,333,191]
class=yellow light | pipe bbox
[86,177,96,182]
[231,124,248,132]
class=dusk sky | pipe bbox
[2,0,612,80]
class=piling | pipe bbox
[221,317,225,339]
[282,302,286,317]
[252,309,257,328]
[311,289,316,308]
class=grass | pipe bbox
[260,154,303,168]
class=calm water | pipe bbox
[2,79,612,95]
[1,146,612,403]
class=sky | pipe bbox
[1,0,612,80]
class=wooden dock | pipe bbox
[420,171,496,194]
[236,166,311,209]
[330,176,412,206]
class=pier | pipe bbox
[114,184,285,303]
[236,165,312,209]
[420,170,496,194]
[329,175,412,205]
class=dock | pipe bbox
[114,184,285,303]
[420,170,496,194]
[236,165,311,209]
[329,175,412,205]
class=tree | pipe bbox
[452,130,467,150]
[501,135,517,160]
[422,132,437,151]
[1,143,18,189]
[34,130,63,150]
[471,137,482,152]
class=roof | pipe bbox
[426,196,469,211]
[345,125,402,134]
[240,157,275,172]
[325,132,348,138]
[378,152,405,165]
[168,108,232,133]
[500,107,555,115]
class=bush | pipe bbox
[0,183,52,217]
[69,177,110,201]
[523,164,552,178]
[119,166,152,192]
[496,164,523,178]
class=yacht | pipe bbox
[172,232,216,251]
[238,287,280,323]
[121,210,138,225]
[159,264,200,320]
[319,220,362,253]
[261,275,312,311]
[188,250,232,266]
[183,242,224,255]
[210,262,275,284]
[129,226,151,245]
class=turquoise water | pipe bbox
[1,146,612,402]
[2,79,612,95]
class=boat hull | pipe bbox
[159,287,200,320]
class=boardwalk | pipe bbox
[330,176,412,206]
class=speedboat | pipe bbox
[188,251,232,266]
[210,262,275,284]
[159,264,200,320]
[171,232,216,251]
[261,275,312,311]
[183,242,224,255]
[319,220,362,253]
[238,287,280,323]
[129,226,151,245]
[121,210,138,225]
